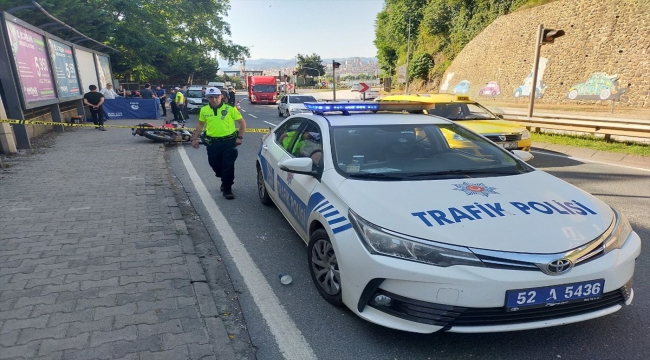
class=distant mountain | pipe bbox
[219,56,378,70]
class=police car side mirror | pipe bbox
[279,158,317,176]
[512,150,534,162]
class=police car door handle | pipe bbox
[262,144,268,151]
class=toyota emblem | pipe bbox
[498,135,507,142]
[546,258,573,275]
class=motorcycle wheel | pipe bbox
[142,129,176,142]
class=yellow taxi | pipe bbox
[379,94,532,151]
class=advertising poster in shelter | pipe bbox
[95,53,112,89]
[47,38,81,98]
[74,49,98,92]
[5,21,56,102]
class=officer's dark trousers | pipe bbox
[170,102,180,120]
[90,106,104,126]
[206,137,238,188]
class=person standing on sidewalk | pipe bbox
[191,87,246,200]
[83,85,106,131]
[140,83,155,99]
[156,85,167,118]
[100,83,118,99]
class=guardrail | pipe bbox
[500,110,650,141]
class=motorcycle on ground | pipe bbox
[131,120,196,143]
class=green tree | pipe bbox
[1,0,249,83]
[296,53,325,84]
[409,53,434,80]
[374,0,536,87]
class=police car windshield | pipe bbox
[331,123,531,180]
[426,102,499,121]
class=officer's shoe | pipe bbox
[223,188,235,200]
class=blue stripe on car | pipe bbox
[332,224,353,234]
[328,217,346,225]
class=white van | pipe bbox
[207,82,225,90]
[186,85,207,113]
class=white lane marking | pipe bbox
[248,114,258,118]
[178,147,316,360]
[264,121,278,127]
[240,109,247,113]
[531,150,650,172]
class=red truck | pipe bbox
[247,76,278,104]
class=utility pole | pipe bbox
[333,60,337,101]
[528,24,564,118]
[405,14,411,94]
[528,24,543,118]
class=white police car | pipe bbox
[255,102,641,333]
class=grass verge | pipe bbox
[531,132,650,157]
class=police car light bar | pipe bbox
[304,102,379,115]
[304,101,428,115]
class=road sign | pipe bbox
[286,83,294,90]
[397,66,407,83]
[358,82,369,93]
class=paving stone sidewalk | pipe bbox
[0,122,236,359]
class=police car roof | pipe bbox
[319,112,452,127]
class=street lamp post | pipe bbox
[405,14,412,94]
[528,25,564,118]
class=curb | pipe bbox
[159,148,238,360]
[532,142,650,169]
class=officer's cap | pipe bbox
[205,87,222,97]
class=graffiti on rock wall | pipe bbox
[566,73,626,101]
[513,57,548,98]
[453,80,471,94]
[440,73,455,92]
[478,81,501,97]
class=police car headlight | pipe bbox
[603,208,632,253]
[188,100,198,105]
[520,130,531,140]
[349,210,485,268]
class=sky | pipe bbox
[223,0,385,61]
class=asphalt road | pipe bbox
[167,94,650,360]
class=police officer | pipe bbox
[191,87,246,199]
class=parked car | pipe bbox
[256,100,641,333]
[186,85,207,113]
[277,94,318,117]
[358,90,380,100]
[379,93,532,151]
[478,81,501,97]
[566,73,626,101]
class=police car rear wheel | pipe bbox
[308,230,343,306]
[257,166,273,206]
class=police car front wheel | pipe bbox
[308,229,343,306]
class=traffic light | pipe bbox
[332,60,341,69]
[380,78,384,85]
[541,28,565,44]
